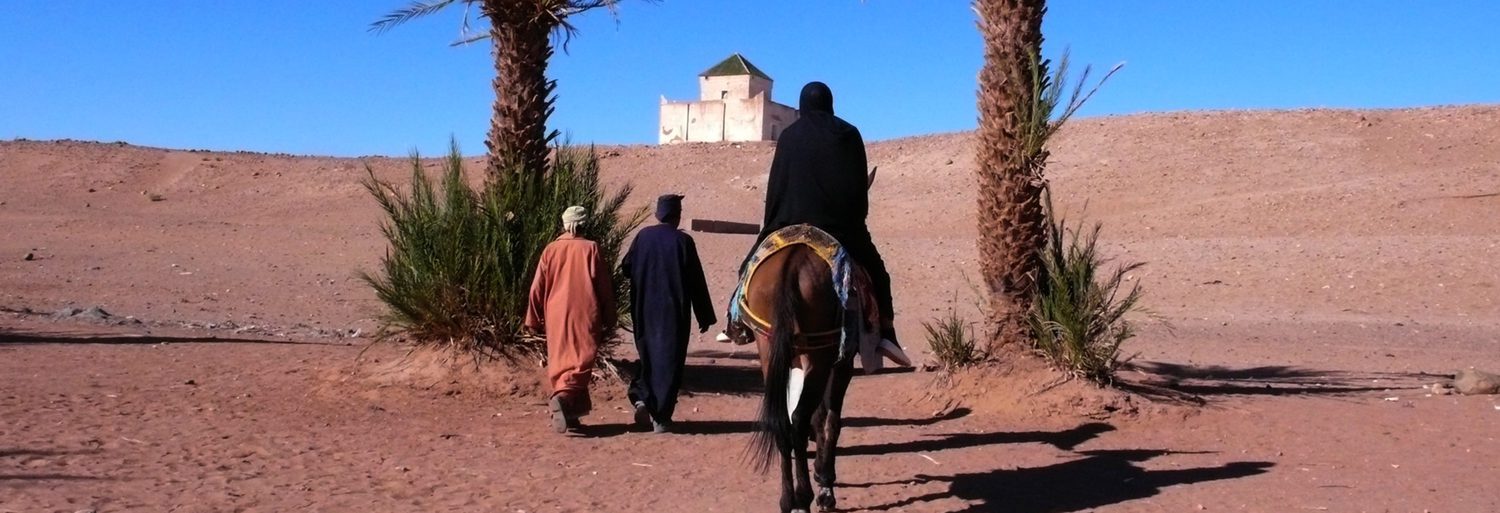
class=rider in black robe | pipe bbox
[741,81,899,347]
[623,194,716,432]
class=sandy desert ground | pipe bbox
[3,106,1499,512]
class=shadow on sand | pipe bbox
[0,328,345,347]
[845,407,972,429]
[0,447,109,484]
[665,408,974,437]
[686,348,762,361]
[860,448,1272,512]
[1117,361,1435,402]
[0,448,101,458]
[679,363,765,396]
[842,421,1115,457]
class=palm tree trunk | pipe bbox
[484,1,558,177]
[975,0,1046,352]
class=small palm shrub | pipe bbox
[924,307,981,370]
[360,140,647,362]
[1027,192,1144,384]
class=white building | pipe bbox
[659,54,798,144]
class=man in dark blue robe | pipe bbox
[623,194,716,433]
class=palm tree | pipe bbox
[973,1,1120,355]
[973,0,1047,352]
[372,0,637,176]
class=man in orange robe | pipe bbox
[526,205,617,434]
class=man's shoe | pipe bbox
[715,331,733,343]
[651,417,672,434]
[548,396,570,434]
[632,401,651,430]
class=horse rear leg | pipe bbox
[791,358,835,512]
[781,400,816,513]
[791,428,814,513]
[777,446,796,513]
[814,358,855,511]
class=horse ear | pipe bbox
[866,166,878,190]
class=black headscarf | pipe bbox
[758,81,869,242]
[655,193,684,223]
[799,81,834,115]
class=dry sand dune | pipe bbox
[3,106,1499,511]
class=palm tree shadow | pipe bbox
[1117,361,1434,402]
[611,357,763,397]
[686,348,761,361]
[680,363,764,396]
[0,447,109,483]
[0,448,101,458]
[0,328,343,346]
[664,407,973,437]
[670,419,756,435]
[842,422,1116,457]
[0,473,104,482]
[570,423,632,438]
[862,449,1272,512]
[844,407,972,428]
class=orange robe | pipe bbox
[525,234,617,416]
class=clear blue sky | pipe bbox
[3,1,1497,157]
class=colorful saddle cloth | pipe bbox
[728,224,879,364]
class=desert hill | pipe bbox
[4,106,1499,512]
[4,106,1496,360]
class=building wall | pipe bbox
[763,101,798,141]
[690,101,726,143]
[658,99,726,144]
[661,75,791,144]
[698,75,771,102]
[658,100,690,144]
[723,96,766,142]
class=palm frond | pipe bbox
[1027,188,1146,385]
[360,139,644,363]
[370,0,466,34]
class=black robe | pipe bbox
[622,223,715,421]
[745,81,895,323]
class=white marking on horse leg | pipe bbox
[787,367,806,422]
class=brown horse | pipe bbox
[744,244,857,513]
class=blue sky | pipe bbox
[2,1,1497,157]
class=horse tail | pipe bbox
[748,250,802,474]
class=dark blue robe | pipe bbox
[622,223,716,421]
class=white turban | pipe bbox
[561,205,587,233]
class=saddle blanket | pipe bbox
[729,224,882,368]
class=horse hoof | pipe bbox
[816,488,837,511]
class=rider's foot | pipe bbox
[721,321,754,345]
[878,338,912,367]
[879,324,911,366]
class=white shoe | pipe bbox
[879,339,912,367]
[715,331,732,343]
